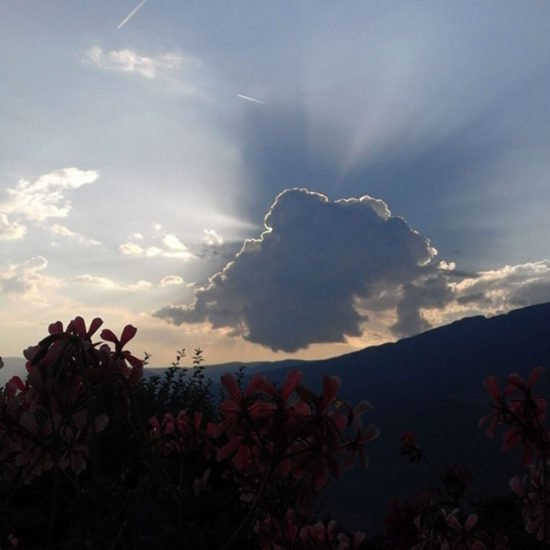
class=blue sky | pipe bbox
[1,1,550,365]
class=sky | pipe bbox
[1,1,550,366]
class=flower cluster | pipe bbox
[0,317,379,548]
[395,428,510,549]
[255,508,366,549]
[149,409,215,458]
[481,367,550,543]
[480,367,548,465]
[413,510,508,550]
[214,370,379,515]
[0,317,143,483]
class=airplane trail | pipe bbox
[236,94,266,105]
[118,0,147,29]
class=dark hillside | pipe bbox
[256,302,550,534]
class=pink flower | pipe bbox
[214,373,275,440]
[100,324,143,385]
[343,423,380,469]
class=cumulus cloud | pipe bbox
[84,47,185,79]
[154,188,438,352]
[0,168,99,222]
[391,273,456,336]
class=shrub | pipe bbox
[0,317,376,549]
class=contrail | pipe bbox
[118,0,147,29]
[236,94,266,105]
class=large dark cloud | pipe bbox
[154,188,438,351]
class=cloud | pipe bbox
[72,274,154,293]
[391,273,456,337]
[160,275,185,287]
[387,260,550,338]
[154,188,437,352]
[0,168,99,222]
[202,229,224,246]
[84,47,185,79]
[0,214,27,241]
[73,274,117,289]
[0,256,59,301]
[120,242,145,256]
[119,231,196,261]
[452,261,550,312]
[129,280,153,291]
[163,234,187,251]
[50,223,101,246]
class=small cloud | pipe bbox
[73,274,153,293]
[73,274,117,289]
[132,232,144,240]
[119,238,195,261]
[202,229,224,246]
[51,224,75,238]
[438,260,456,271]
[152,223,162,232]
[50,224,101,246]
[129,280,153,291]
[160,275,185,287]
[0,168,99,222]
[162,234,187,251]
[120,242,145,256]
[0,214,27,241]
[84,47,185,79]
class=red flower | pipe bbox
[100,324,143,385]
[343,423,380,469]
[214,373,275,440]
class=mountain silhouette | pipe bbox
[256,302,550,534]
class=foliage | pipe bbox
[0,317,375,549]
[136,349,216,424]
[2,316,550,549]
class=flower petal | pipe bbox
[221,373,242,402]
[120,325,137,347]
[100,329,118,344]
[281,370,304,402]
[217,435,243,462]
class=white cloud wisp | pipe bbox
[84,47,185,79]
